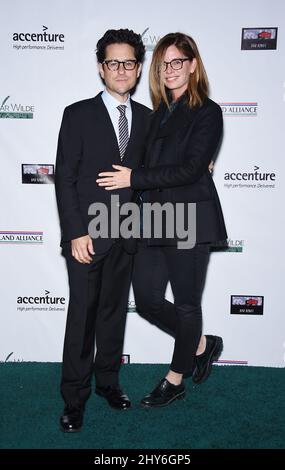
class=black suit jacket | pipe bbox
[55,92,151,253]
[131,96,227,245]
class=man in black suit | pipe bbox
[55,29,150,432]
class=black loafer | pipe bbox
[60,404,84,433]
[192,335,223,384]
[141,378,185,408]
[95,386,131,410]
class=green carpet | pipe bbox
[0,363,284,449]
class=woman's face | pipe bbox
[161,45,197,100]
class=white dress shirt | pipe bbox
[101,89,132,144]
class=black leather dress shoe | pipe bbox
[95,386,131,410]
[141,378,185,408]
[60,404,84,433]
[192,335,223,384]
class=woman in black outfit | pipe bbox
[97,32,227,407]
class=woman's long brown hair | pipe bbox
[149,32,209,110]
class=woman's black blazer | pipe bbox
[131,96,227,245]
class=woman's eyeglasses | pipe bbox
[161,58,190,72]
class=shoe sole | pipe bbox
[192,337,223,385]
[140,391,186,408]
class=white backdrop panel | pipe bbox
[0,0,284,367]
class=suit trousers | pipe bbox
[61,240,133,406]
[132,241,210,374]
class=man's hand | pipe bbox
[208,160,214,173]
[71,235,95,264]
[96,165,131,190]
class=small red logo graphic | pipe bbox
[246,298,258,306]
[258,31,271,39]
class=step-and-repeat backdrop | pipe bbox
[1,0,284,367]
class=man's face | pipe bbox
[98,43,142,101]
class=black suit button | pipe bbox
[157,188,162,192]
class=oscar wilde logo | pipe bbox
[0,352,24,363]
[141,28,161,51]
[211,238,244,253]
[13,25,65,51]
[0,96,34,119]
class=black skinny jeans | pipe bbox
[132,241,210,374]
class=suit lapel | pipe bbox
[143,104,164,166]
[92,93,121,163]
[143,99,201,167]
[155,99,199,138]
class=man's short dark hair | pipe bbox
[96,28,145,63]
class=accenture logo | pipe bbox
[224,166,276,189]
[13,25,64,42]
[17,290,66,312]
[13,26,65,51]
